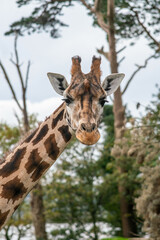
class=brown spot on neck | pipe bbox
[25,149,42,174]
[31,161,50,182]
[26,149,50,182]
[25,129,38,143]
[52,109,64,129]
[0,147,26,178]
[58,125,72,143]
[32,124,49,145]
[44,134,60,161]
[1,176,27,204]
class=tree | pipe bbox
[44,139,109,240]
[99,105,122,235]
[128,86,160,239]
[1,202,32,240]
[0,35,47,240]
[0,36,30,133]
[100,105,143,236]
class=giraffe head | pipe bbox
[47,56,124,145]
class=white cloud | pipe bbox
[0,98,62,125]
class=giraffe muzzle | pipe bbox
[76,123,100,145]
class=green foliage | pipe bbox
[101,238,128,240]
[0,123,20,158]
[6,0,73,37]
[102,105,114,144]
[134,86,160,238]
[44,140,109,240]
[100,105,122,235]
[6,0,160,52]
[102,238,128,240]
[101,104,144,235]
[19,113,39,133]
[0,113,38,159]
[107,85,160,237]
[1,202,32,240]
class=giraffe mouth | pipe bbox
[76,129,100,145]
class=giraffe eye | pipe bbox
[99,98,108,107]
[62,96,73,105]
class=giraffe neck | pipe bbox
[0,102,74,229]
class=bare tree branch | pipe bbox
[117,46,126,54]
[80,0,94,12]
[94,0,100,12]
[97,46,125,66]
[1,34,30,132]
[80,0,109,33]
[133,10,160,51]
[14,34,20,65]
[25,60,31,91]
[96,11,109,33]
[14,111,22,133]
[12,35,29,131]
[109,95,113,102]
[122,54,156,95]
[118,56,125,66]
[0,60,23,111]
[97,46,110,61]
[13,34,25,92]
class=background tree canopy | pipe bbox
[5,0,72,38]
[6,0,160,52]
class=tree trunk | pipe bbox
[23,108,30,133]
[30,182,48,240]
[107,0,137,237]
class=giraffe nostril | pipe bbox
[81,123,96,132]
[91,123,96,131]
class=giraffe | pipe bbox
[0,56,124,229]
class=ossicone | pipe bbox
[71,55,82,76]
[90,55,101,81]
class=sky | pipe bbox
[0,0,159,125]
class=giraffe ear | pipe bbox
[102,73,125,96]
[47,73,69,96]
